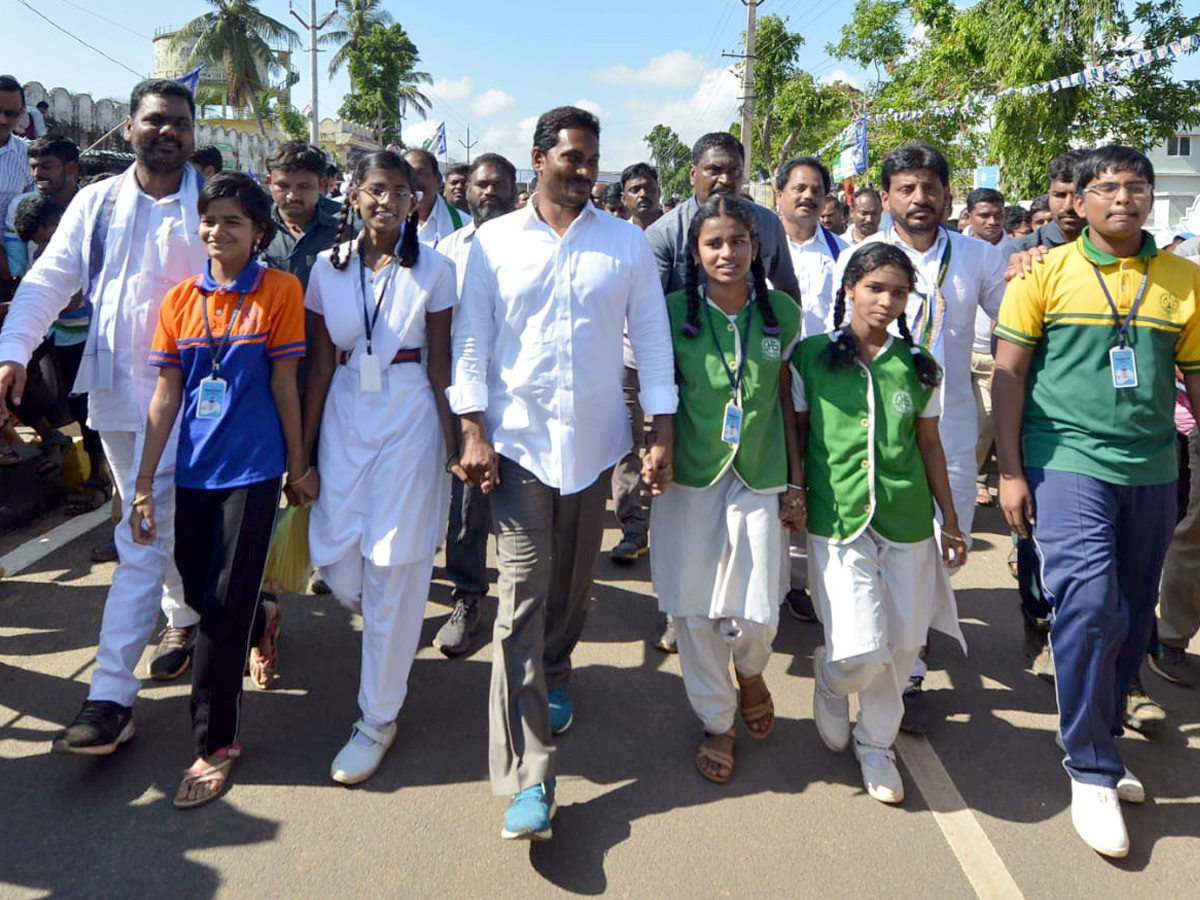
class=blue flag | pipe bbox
[176,65,206,98]
[422,121,447,157]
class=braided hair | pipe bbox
[821,242,942,387]
[329,150,422,271]
[681,195,780,338]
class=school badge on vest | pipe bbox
[891,390,914,415]
[761,337,781,360]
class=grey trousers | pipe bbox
[488,456,609,795]
[1159,427,1200,648]
[610,366,649,538]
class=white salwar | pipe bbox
[306,240,456,728]
[651,470,788,733]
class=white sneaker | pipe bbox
[1117,768,1145,804]
[854,741,904,804]
[330,719,397,785]
[1070,779,1129,858]
[812,646,851,752]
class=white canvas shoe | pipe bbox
[854,741,905,804]
[1116,768,1145,804]
[1070,778,1129,858]
[812,646,851,752]
[331,720,397,785]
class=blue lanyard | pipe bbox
[199,291,248,377]
[1091,262,1150,349]
[704,297,753,400]
[357,244,399,356]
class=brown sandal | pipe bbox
[696,728,736,783]
[736,672,775,740]
[248,599,281,690]
[174,743,241,809]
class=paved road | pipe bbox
[1,503,1197,900]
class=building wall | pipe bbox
[1146,127,1200,234]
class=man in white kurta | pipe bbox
[404,148,472,250]
[0,79,208,755]
[449,107,677,841]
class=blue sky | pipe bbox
[8,0,1199,172]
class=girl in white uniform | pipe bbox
[303,151,459,785]
[651,197,806,783]
[792,243,966,804]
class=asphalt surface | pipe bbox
[1,501,1198,900]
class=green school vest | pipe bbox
[795,335,936,543]
[665,288,800,491]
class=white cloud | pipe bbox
[475,115,540,168]
[429,75,472,102]
[401,119,441,149]
[574,98,608,120]
[820,69,861,90]
[592,51,709,89]
[619,67,741,153]
[473,89,518,118]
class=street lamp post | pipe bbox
[290,0,336,146]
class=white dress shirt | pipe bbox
[416,194,472,250]
[449,197,678,494]
[785,224,849,338]
[436,220,476,293]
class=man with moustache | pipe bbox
[0,75,35,300]
[0,79,209,755]
[450,107,677,840]
[819,194,847,236]
[832,143,1007,733]
[775,156,848,337]
[648,132,800,302]
[843,187,883,245]
[403,148,471,249]
[621,162,662,230]
[432,152,518,656]
[1016,149,1088,255]
[444,163,470,214]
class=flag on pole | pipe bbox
[422,121,448,157]
[176,65,206,98]
[831,117,868,182]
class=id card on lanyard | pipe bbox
[197,290,248,420]
[1091,262,1149,390]
[704,299,753,446]
[358,247,399,393]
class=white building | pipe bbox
[1147,125,1200,235]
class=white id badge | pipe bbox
[196,376,228,419]
[721,401,743,445]
[359,353,383,393]
[1110,346,1138,389]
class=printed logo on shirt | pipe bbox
[761,337,781,360]
[1157,290,1180,318]
[891,390,914,415]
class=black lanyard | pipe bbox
[1091,261,1150,348]
[704,298,753,401]
[200,291,248,378]
[357,246,398,356]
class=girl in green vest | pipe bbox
[650,197,806,784]
[793,242,966,805]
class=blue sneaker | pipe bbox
[501,779,557,840]
[548,686,574,735]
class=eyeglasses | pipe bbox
[360,186,414,202]
[1083,181,1153,199]
[0,108,24,121]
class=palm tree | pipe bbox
[170,0,299,136]
[396,68,433,124]
[319,0,393,87]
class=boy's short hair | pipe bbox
[15,193,65,243]
[198,172,276,249]
[1073,145,1154,194]
[265,140,328,177]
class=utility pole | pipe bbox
[290,0,337,146]
[459,125,478,164]
[722,0,758,178]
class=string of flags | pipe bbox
[817,32,1199,157]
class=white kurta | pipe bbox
[306,241,457,567]
[650,470,787,626]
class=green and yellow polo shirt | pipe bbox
[793,335,938,544]
[996,229,1200,486]
[665,288,801,491]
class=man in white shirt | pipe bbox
[450,107,678,841]
[432,152,517,658]
[775,156,849,338]
[0,78,208,756]
[833,143,1007,732]
[403,148,471,249]
[843,186,883,245]
[0,75,35,299]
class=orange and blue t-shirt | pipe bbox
[150,261,305,489]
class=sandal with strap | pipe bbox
[696,728,736,784]
[248,599,281,690]
[736,671,775,740]
[174,743,241,809]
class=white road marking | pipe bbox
[897,733,1027,900]
[0,507,110,578]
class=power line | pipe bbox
[45,0,153,40]
[15,0,143,79]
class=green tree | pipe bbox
[318,0,393,88]
[277,106,309,141]
[743,13,805,174]
[338,23,431,145]
[170,0,299,136]
[644,124,693,200]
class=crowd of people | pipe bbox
[0,74,1198,863]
